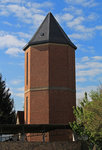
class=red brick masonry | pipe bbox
[24,43,76,141]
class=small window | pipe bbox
[40,32,44,37]
[26,52,28,85]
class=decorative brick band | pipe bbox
[32,43,69,48]
[25,87,76,93]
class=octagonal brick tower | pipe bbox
[23,12,77,142]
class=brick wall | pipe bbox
[24,43,76,141]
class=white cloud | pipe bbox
[78,45,95,53]
[0,34,25,49]
[87,13,98,21]
[28,1,53,8]
[18,62,24,68]
[64,6,83,15]
[65,0,98,7]
[77,86,97,97]
[60,6,102,41]
[77,77,87,82]
[76,63,87,70]
[88,62,102,68]
[76,56,102,95]
[33,14,45,27]
[3,21,12,26]
[76,56,102,80]
[0,33,25,56]
[67,23,102,41]
[16,87,24,92]
[55,13,74,25]
[69,32,93,40]
[58,13,99,41]
[0,31,8,36]
[0,0,53,8]
[95,26,102,30]
[67,17,84,28]
[5,47,23,56]
[17,32,31,39]
[74,24,94,33]
[0,0,25,3]
[76,85,97,105]
[6,4,45,26]
[61,13,73,21]
[69,33,82,39]
[77,61,102,70]
[7,4,34,23]
[10,79,22,85]
[77,68,102,77]
[0,5,9,16]
[92,56,102,61]
[67,17,102,35]
[15,93,24,98]
[0,1,53,26]
[81,56,90,62]
[10,86,24,99]
[64,16,96,40]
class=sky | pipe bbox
[0,0,102,111]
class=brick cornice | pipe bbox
[31,43,71,48]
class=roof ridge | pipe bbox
[23,12,77,51]
[49,13,75,47]
[29,14,48,45]
[48,12,51,42]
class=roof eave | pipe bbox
[23,41,77,51]
[23,43,29,51]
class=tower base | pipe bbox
[26,129,73,142]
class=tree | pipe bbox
[70,92,90,141]
[83,87,102,149]
[70,87,102,149]
[0,74,16,124]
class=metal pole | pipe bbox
[42,132,45,142]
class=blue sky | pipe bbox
[0,0,102,110]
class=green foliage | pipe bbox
[0,74,16,124]
[70,92,89,140]
[83,87,102,148]
[89,86,102,101]
[70,88,102,149]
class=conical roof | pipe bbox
[23,12,77,51]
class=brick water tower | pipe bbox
[23,12,77,141]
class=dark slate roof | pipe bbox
[23,12,77,51]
